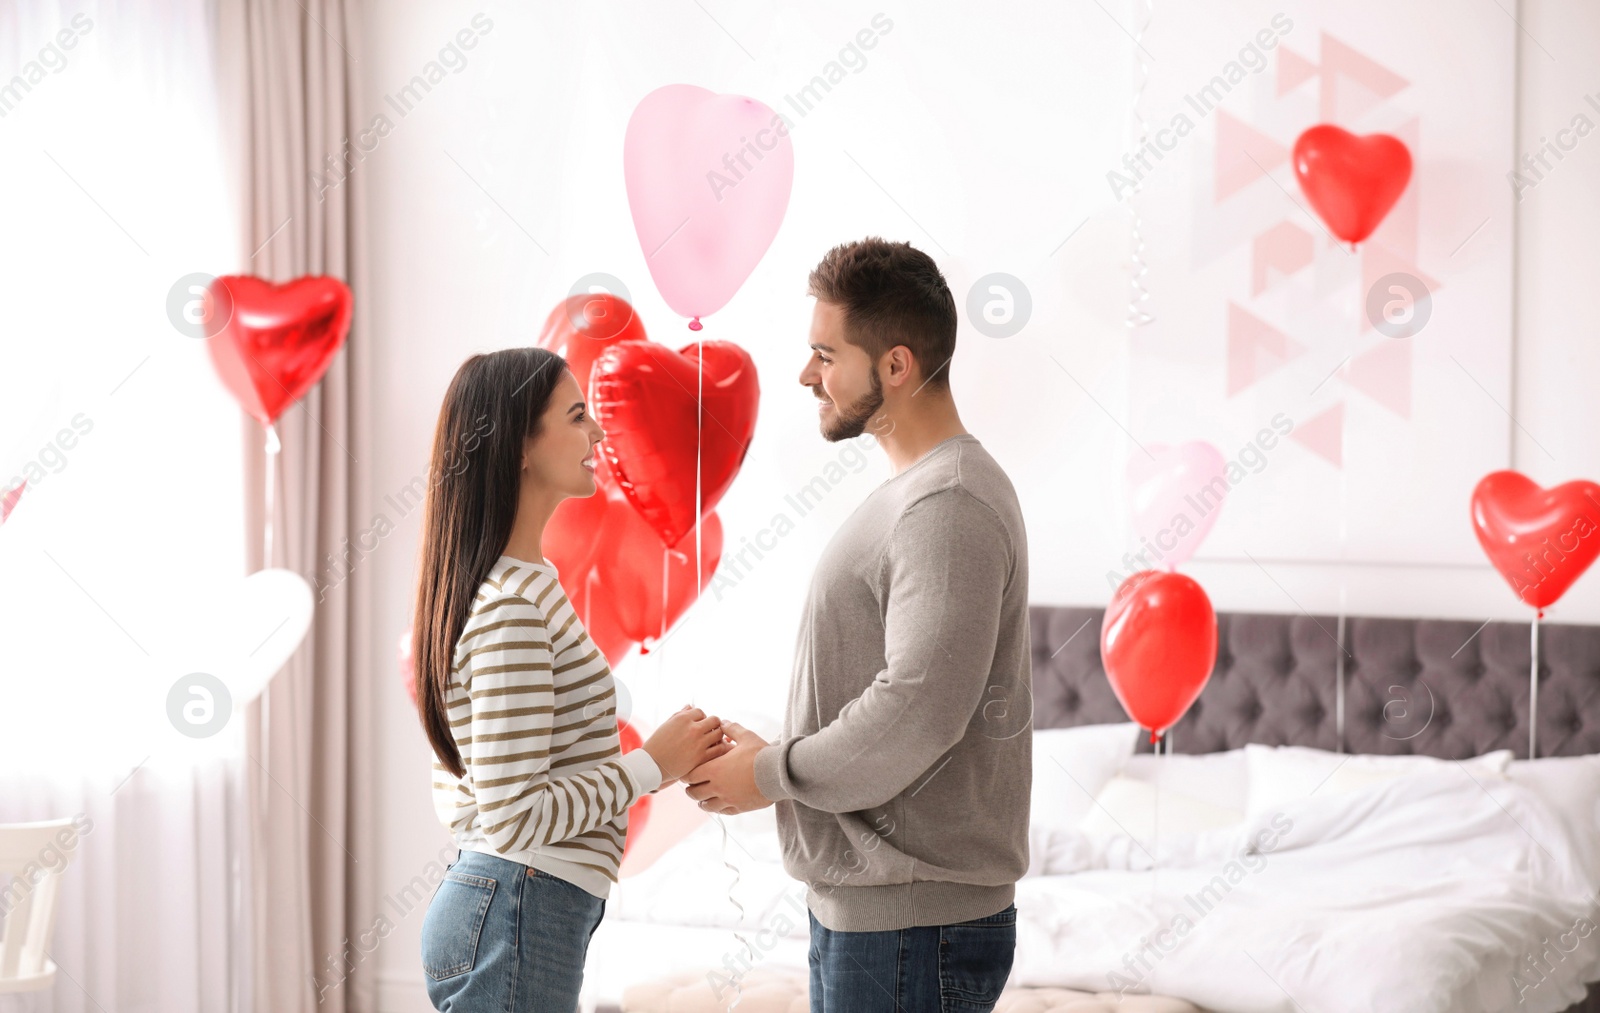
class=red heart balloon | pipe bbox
[537,292,648,394]
[206,275,353,426]
[549,483,642,668]
[593,501,722,657]
[592,340,759,548]
[549,474,723,668]
[1100,571,1218,737]
[544,479,619,593]
[1292,125,1412,245]
[617,718,651,860]
[1471,471,1600,610]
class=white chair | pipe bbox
[0,819,78,994]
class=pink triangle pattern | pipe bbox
[1252,221,1315,295]
[1277,46,1318,97]
[1215,110,1290,203]
[1290,402,1344,466]
[1346,339,1412,418]
[1319,32,1410,123]
[1227,302,1307,396]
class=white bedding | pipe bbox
[593,811,810,1005]
[602,747,1600,1013]
[584,917,810,1008]
[1014,766,1600,1013]
[607,809,805,934]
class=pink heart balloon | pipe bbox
[1125,441,1228,570]
[623,84,794,329]
[0,480,25,525]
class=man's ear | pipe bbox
[883,346,915,389]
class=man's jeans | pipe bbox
[807,903,1017,1012]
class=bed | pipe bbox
[589,605,1600,1013]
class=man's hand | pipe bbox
[683,722,773,815]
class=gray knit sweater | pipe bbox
[752,434,1032,931]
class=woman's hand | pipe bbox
[682,721,773,815]
[641,705,731,783]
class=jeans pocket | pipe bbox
[938,906,1017,1010]
[420,870,497,981]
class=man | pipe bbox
[685,237,1032,1013]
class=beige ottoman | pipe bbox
[620,968,809,1013]
[619,970,1204,1013]
[995,987,1204,1012]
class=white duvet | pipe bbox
[608,763,1600,1013]
[1014,766,1600,1013]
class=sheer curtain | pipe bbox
[0,2,251,1013]
[213,1,377,1011]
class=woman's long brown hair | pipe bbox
[414,347,568,778]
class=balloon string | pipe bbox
[716,815,753,1010]
[1336,434,1349,752]
[1530,612,1541,759]
[695,344,704,689]
[698,340,742,1006]
[584,558,598,628]
[263,423,281,566]
[1125,0,1155,330]
[1152,731,1162,903]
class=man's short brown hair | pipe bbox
[806,237,957,391]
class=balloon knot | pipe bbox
[687,317,703,332]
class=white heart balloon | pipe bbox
[193,568,314,703]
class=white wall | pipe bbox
[355,2,1600,1007]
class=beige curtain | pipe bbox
[214,1,377,1010]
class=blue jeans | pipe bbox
[807,903,1016,1012]
[420,849,606,1013]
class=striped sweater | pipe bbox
[431,554,661,898]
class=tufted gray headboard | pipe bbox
[1030,605,1600,758]
[1031,604,1600,1013]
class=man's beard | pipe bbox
[818,369,884,442]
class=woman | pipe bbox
[413,347,728,1011]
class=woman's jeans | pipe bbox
[420,849,606,1013]
[807,903,1017,1013]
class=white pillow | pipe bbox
[1026,723,1140,875]
[1509,755,1600,828]
[1244,743,1513,815]
[1076,775,1245,841]
[1508,755,1600,886]
[1122,748,1249,812]
[1030,723,1142,828]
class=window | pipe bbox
[0,1,246,776]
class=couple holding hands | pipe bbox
[415,237,1032,1013]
